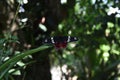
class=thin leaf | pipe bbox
[0,45,50,79]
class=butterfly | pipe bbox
[43,36,78,49]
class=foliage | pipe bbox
[0,45,49,79]
[0,0,120,80]
[55,0,120,80]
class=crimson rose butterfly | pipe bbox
[43,36,78,49]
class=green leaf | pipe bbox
[107,22,114,28]
[0,45,50,79]
[38,23,47,32]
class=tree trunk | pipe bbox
[25,52,51,80]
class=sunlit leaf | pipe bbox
[100,44,110,52]
[107,22,114,28]
[39,23,47,32]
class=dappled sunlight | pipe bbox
[51,66,62,80]
[1,0,120,80]
[51,65,78,80]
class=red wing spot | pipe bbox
[54,42,67,49]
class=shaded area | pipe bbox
[0,0,120,80]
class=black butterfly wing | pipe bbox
[43,37,53,44]
[68,36,78,42]
[54,36,78,43]
[53,36,68,43]
[43,36,78,44]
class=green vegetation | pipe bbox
[0,0,120,80]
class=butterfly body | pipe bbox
[43,36,78,49]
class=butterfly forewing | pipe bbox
[43,36,78,44]
[53,36,68,43]
[68,36,78,42]
[43,37,53,44]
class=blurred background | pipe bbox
[0,0,120,80]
